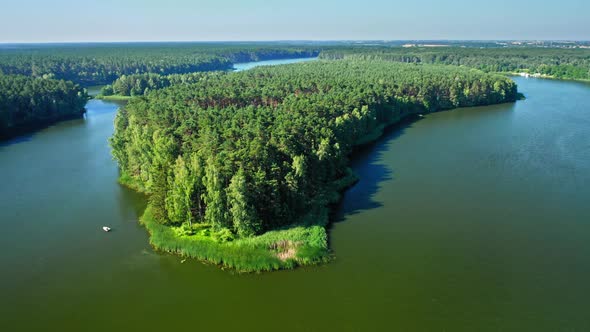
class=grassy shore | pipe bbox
[136,167,358,272]
[94,94,133,101]
[499,71,590,83]
[141,206,329,272]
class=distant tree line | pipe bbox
[320,47,590,80]
[0,44,319,86]
[111,60,518,237]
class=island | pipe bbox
[110,59,518,271]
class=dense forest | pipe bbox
[99,72,223,97]
[0,44,320,140]
[0,44,319,85]
[0,74,88,140]
[2,43,588,90]
[320,47,590,80]
[111,60,517,270]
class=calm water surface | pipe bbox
[1,75,589,331]
[233,57,317,71]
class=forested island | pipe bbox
[0,74,88,140]
[111,59,518,271]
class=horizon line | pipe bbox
[1,39,590,45]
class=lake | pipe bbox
[233,57,317,71]
[1,70,589,330]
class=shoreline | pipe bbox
[94,94,133,101]
[500,71,590,83]
[132,99,517,273]
[0,111,86,143]
[135,167,359,272]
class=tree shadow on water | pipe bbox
[329,117,420,227]
[0,114,87,148]
[0,134,34,148]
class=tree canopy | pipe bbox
[112,60,518,238]
[0,74,88,140]
[0,44,319,85]
[100,72,224,97]
[320,47,590,80]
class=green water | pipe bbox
[1,76,589,331]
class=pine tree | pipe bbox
[227,168,260,237]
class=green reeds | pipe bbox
[141,206,330,272]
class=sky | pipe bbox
[0,0,588,43]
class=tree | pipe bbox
[100,85,114,96]
[166,156,195,225]
[149,161,169,224]
[203,158,229,229]
[227,168,260,237]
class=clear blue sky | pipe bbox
[1,0,588,42]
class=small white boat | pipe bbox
[418,114,424,118]
[102,226,111,232]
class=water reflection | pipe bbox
[333,119,417,221]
